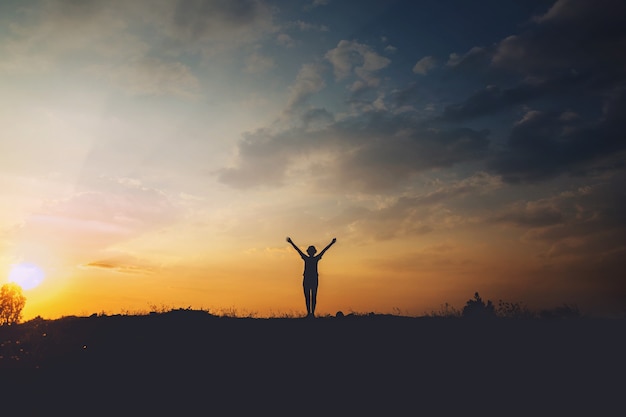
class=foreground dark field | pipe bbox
[2,311,624,415]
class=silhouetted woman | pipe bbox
[286,236,336,318]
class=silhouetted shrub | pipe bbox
[428,303,462,318]
[462,292,496,319]
[539,304,581,319]
[497,300,535,319]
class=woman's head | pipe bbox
[307,245,317,256]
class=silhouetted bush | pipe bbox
[462,292,496,319]
[539,304,581,319]
[497,300,535,319]
[427,303,462,318]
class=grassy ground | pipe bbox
[2,310,624,415]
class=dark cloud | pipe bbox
[492,0,626,78]
[435,0,626,184]
[440,71,590,122]
[521,175,626,310]
[388,83,420,108]
[329,123,489,192]
[217,128,294,188]
[481,173,626,310]
[301,107,334,128]
[217,110,490,192]
[488,89,626,183]
[440,1,626,185]
[446,46,491,71]
[320,173,501,242]
[488,174,626,257]
[492,201,564,228]
[437,0,626,119]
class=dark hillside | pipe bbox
[2,311,624,415]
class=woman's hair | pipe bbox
[307,245,317,255]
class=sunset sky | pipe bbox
[1,0,625,320]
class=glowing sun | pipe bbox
[8,263,45,290]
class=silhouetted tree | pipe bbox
[0,283,26,325]
[462,292,496,319]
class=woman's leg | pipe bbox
[310,286,317,317]
[303,285,311,316]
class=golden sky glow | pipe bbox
[1,0,625,320]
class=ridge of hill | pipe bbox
[2,310,624,415]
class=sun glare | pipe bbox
[8,263,45,290]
